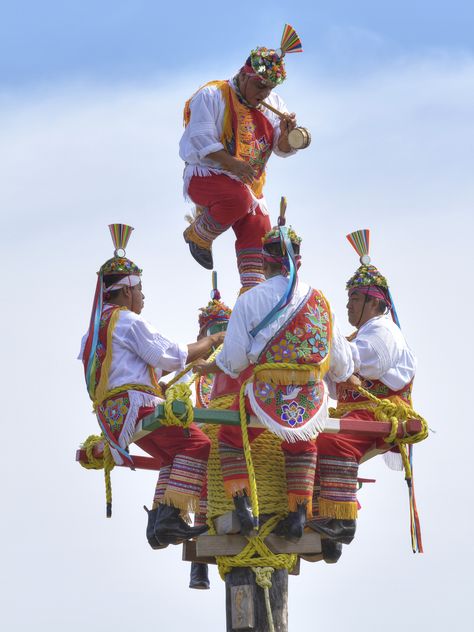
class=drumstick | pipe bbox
[261,101,290,120]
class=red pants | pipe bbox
[188,174,271,288]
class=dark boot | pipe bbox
[189,562,210,590]
[274,503,307,543]
[143,505,168,550]
[154,504,208,545]
[233,493,256,536]
[183,228,213,270]
[306,517,356,544]
[321,539,343,564]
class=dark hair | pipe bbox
[103,273,127,301]
[263,241,300,257]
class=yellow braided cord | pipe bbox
[79,435,115,514]
[353,385,429,480]
[254,360,329,385]
[205,426,288,521]
[209,394,236,409]
[239,378,260,521]
[93,383,160,411]
[162,382,194,428]
[165,344,224,390]
[216,515,297,580]
[159,345,225,429]
[252,567,275,632]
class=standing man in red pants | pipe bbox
[180,25,303,291]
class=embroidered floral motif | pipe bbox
[270,339,297,362]
[281,401,306,427]
[255,381,275,403]
[102,396,130,432]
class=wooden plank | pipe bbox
[215,511,242,535]
[196,533,321,557]
[182,539,216,565]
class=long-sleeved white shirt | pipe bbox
[216,275,354,383]
[79,307,188,389]
[350,314,416,390]
[179,78,295,199]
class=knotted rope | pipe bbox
[79,434,115,517]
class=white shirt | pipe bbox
[216,275,354,383]
[179,78,295,199]
[350,314,416,391]
[79,307,188,390]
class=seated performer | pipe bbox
[180,24,302,290]
[197,210,355,542]
[79,224,224,547]
[190,277,232,590]
[308,230,416,548]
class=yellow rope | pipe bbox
[162,382,195,429]
[330,385,429,480]
[79,434,115,516]
[252,567,276,632]
[215,515,297,579]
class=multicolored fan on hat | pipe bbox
[247,24,302,86]
[198,271,232,335]
[100,224,142,277]
[346,228,400,327]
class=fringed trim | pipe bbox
[318,498,358,520]
[256,368,322,386]
[162,490,200,514]
[119,391,162,457]
[288,493,313,518]
[246,382,328,442]
[223,479,250,499]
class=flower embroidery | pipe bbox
[255,381,275,400]
[308,385,321,405]
[280,401,306,427]
[308,333,329,358]
[270,339,297,362]
[294,326,304,338]
[104,397,129,431]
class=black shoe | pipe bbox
[306,518,356,544]
[154,504,208,545]
[189,562,210,590]
[186,241,213,270]
[233,493,256,536]
[274,503,307,542]
[321,539,343,564]
[143,505,168,550]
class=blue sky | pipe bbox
[1,3,473,632]
[2,0,474,86]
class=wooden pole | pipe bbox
[226,567,288,632]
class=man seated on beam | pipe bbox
[79,224,224,547]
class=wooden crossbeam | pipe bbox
[76,401,422,469]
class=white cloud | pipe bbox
[1,53,472,631]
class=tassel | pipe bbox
[278,196,287,226]
[280,24,303,55]
[108,224,134,255]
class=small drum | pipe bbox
[288,127,311,150]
